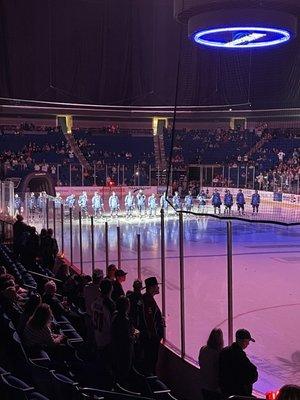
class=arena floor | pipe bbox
[33,204,300,395]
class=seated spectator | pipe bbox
[111,269,127,302]
[198,328,224,400]
[0,265,6,275]
[219,329,258,398]
[83,268,104,316]
[23,303,65,349]
[55,263,71,292]
[276,384,300,400]
[0,284,24,324]
[18,293,42,334]
[112,296,136,384]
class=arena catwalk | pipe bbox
[30,205,300,395]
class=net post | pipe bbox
[79,211,83,274]
[227,221,234,345]
[117,225,121,268]
[137,233,141,280]
[179,212,185,358]
[91,216,95,274]
[60,203,64,254]
[105,221,109,273]
[69,207,73,267]
[53,201,56,238]
[160,208,166,340]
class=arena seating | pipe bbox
[0,236,178,400]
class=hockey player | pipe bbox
[14,194,22,216]
[136,189,146,217]
[172,191,181,211]
[236,189,246,215]
[78,191,88,217]
[251,190,260,214]
[124,190,135,218]
[197,190,207,213]
[92,191,104,218]
[160,192,169,215]
[148,193,157,218]
[65,194,76,218]
[184,191,193,212]
[37,192,47,220]
[109,191,119,218]
[224,190,233,215]
[54,192,63,213]
[211,189,222,214]
[28,192,37,220]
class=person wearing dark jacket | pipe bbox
[111,269,127,301]
[142,276,164,374]
[41,228,59,269]
[219,329,258,397]
[112,296,136,384]
[13,215,28,258]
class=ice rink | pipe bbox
[32,204,300,395]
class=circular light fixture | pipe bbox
[193,26,291,49]
[175,5,298,50]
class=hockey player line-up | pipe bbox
[20,188,261,220]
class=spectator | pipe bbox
[278,150,285,162]
[91,279,115,373]
[18,293,42,334]
[84,268,104,316]
[105,263,117,282]
[142,276,164,374]
[23,303,65,349]
[112,296,136,384]
[276,385,300,400]
[41,228,59,269]
[111,269,127,302]
[13,214,27,258]
[21,226,40,267]
[198,328,224,400]
[219,329,258,397]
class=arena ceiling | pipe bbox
[1,0,300,109]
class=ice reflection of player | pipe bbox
[148,193,157,217]
[78,191,88,217]
[136,189,146,217]
[109,191,119,218]
[14,194,22,216]
[37,191,47,220]
[184,191,193,212]
[28,193,37,220]
[92,191,104,218]
[197,190,207,213]
[65,194,76,217]
[125,191,135,218]
[172,191,181,211]
[160,193,169,215]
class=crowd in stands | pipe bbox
[0,214,299,399]
[0,214,167,399]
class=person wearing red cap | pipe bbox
[219,329,258,397]
[142,276,164,374]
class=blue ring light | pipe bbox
[193,26,291,48]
